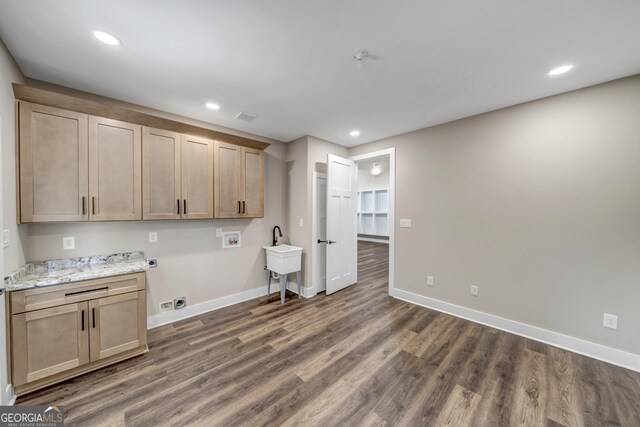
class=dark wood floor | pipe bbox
[18,241,640,426]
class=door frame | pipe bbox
[350,148,396,295]
[311,172,327,295]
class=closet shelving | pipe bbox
[357,188,388,236]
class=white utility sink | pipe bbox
[263,245,303,275]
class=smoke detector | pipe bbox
[353,48,369,61]
[235,111,257,122]
[352,48,370,69]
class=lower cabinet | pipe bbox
[9,273,147,396]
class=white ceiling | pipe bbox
[1,1,640,147]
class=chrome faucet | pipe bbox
[272,226,283,246]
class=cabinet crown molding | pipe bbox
[13,83,270,151]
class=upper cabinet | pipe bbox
[214,142,264,218]
[142,128,214,220]
[15,88,266,223]
[19,102,89,222]
[181,135,214,219]
[142,128,181,220]
[89,117,142,221]
[18,102,142,223]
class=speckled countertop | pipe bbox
[3,251,149,292]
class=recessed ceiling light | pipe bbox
[349,130,360,137]
[93,31,121,46]
[548,65,573,76]
[205,102,220,110]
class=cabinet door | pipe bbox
[241,147,264,218]
[214,141,242,218]
[89,117,142,221]
[19,102,88,222]
[89,291,147,362]
[12,302,89,386]
[142,127,181,219]
[181,135,214,219]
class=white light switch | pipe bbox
[149,231,158,243]
[216,228,223,237]
[299,218,304,227]
[400,219,412,228]
[3,229,9,248]
[63,236,75,250]
[427,276,434,287]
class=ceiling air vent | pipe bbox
[235,111,257,122]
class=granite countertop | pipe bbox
[3,251,149,292]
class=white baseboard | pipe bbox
[391,287,640,373]
[3,384,15,406]
[147,286,268,329]
[285,283,316,298]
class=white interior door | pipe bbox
[326,154,358,294]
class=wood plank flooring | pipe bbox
[17,241,640,426]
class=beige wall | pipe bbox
[0,38,25,404]
[350,75,640,355]
[1,40,26,274]
[284,135,347,290]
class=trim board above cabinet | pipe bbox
[13,83,270,151]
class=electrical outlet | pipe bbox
[603,313,618,330]
[299,218,304,227]
[3,229,9,248]
[427,276,434,287]
[174,297,187,310]
[471,285,479,296]
[400,219,412,228]
[149,231,158,243]
[159,301,173,313]
[216,228,223,237]
[63,236,75,250]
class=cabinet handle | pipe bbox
[242,201,246,214]
[238,201,241,214]
[92,307,96,329]
[82,196,86,215]
[81,309,85,331]
[184,199,187,215]
[177,199,181,215]
[65,286,108,297]
[92,197,96,215]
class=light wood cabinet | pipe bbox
[19,102,89,222]
[11,302,89,386]
[9,273,147,396]
[181,134,214,219]
[142,127,181,220]
[19,103,143,223]
[89,117,142,221]
[89,291,147,361]
[142,128,214,220]
[214,141,264,218]
[18,100,265,223]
